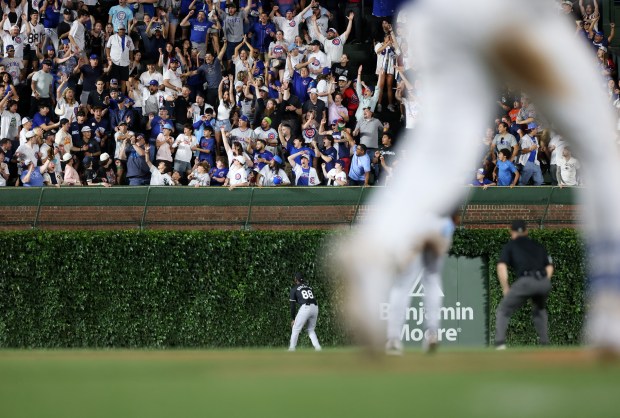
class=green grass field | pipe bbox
[0,348,618,418]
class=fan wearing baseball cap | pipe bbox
[224,155,250,189]
[517,122,543,186]
[311,11,355,65]
[306,38,329,79]
[270,2,315,44]
[106,19,135,93]
[257,154,290,187]
[78,54,104,105]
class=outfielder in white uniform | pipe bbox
[385,215,455,355]
[339,0,620,355]
[289,272,321,351]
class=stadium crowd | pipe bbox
[475,0,617,189]
[0,0,614,189]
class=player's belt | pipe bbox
[304,302,317,306]
[522,271,546,279]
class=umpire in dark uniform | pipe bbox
[495,220,554,349]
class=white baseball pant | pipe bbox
[289,304,321,351]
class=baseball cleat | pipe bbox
[585,291,620,359]
[423,333,439,354]
[332,233,395,355]
[385,339,404,356]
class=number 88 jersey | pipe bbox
[290,284,317,306]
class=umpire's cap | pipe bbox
[511,220,527,233]
[294,272,305,282]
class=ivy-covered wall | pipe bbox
[0,229,585,348]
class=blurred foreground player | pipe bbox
[339,0,620,355]
[289,272,322,352]
[385,215,455,355]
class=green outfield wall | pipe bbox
[0,229,584,348]
[0,187,578,230]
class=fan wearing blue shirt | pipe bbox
[286,137,314,166]
[209,156,229,186]
[180,9,214,58]
[349,144,371,186]
[494,148,520,187]
[197,126,216,168]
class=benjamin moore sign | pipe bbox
[380,256,486,346]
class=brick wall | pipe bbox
[0,204,578,230]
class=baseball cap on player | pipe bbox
[239,115,249,122]
[511,220,527,233]
[234,155,246,165]
[294,272,304,282]
[527,122,538,130]
[335,159,344,167]
[477,168,485,176]
[163,123,174,130]
[149,80,159,86]
[309,39,321,46]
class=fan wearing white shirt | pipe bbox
[172,124,196,176]
[312,13,354,65]
[105,24,134,93]
[557,147,580,187]
[139,63,164,89]
[163,58,183,96]
[270,2,313,45]
[144,144,175,186]
[68,9,90,55]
